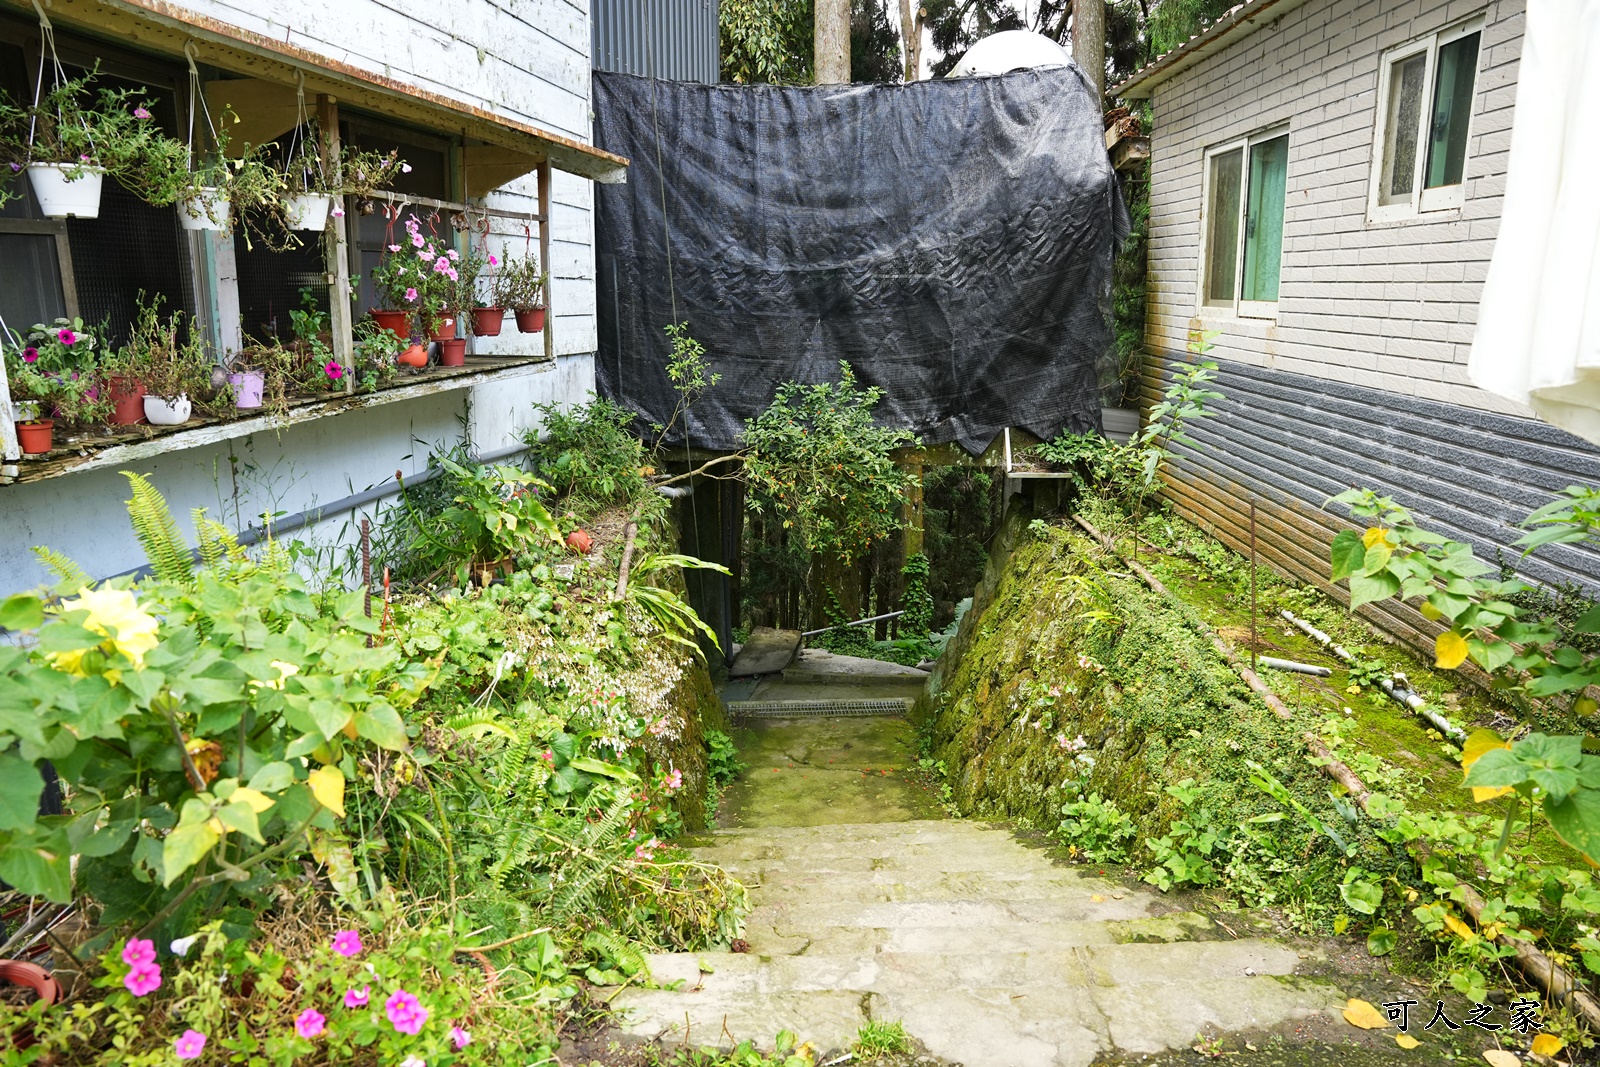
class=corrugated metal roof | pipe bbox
[1112,0,1312,99]
[592,0,719,84]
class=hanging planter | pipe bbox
[178,189,231,231]
[26,163,105,218]
[107,375,147,425]
[284,192,332,230]
[143,394,192,425]
[514,307,547,333]
[471,307,505,337]
[437,338,467,367]
[228,371,264,410]
[15,418,53,454]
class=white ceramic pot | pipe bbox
[178,190,230,231]
[285,193,332,230]
[27,163,105,218]
[11,400,39,422]
[143,394,192,425]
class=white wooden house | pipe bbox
[0,0,628,594]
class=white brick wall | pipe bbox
[1145,0,1526,417]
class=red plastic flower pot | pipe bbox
[514,307,546,333]
[428,316,457,342]
[15,419,53,455]
[566,528,594,554]
[107,375,147,425]
[438,338,467,367]
[397,344,429,368]
[370,309,413,338]
[471,307,505,337]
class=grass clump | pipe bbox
[854,1019,911,1056]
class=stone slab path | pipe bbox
[611,715,1351,1066]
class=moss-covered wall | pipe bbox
[654,657,728,832]
[918,518,1354,844]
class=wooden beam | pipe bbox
[204,78,301,154]
[318,94,355,389]
[538,161,552,363]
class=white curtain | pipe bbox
[1467,0,1600,443]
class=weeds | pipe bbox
[854,1018,910,1056]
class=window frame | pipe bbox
[1368,17,1485,224]
[1197,124,1290,321]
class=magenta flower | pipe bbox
[122,938,157,967]
[133,106,151,119]
[324,361,344,380]
[344,985,370,1008]
[419,250,435,263]
[432,257,450,274]
[411,233,425,249]
[664,768,682,792]
[446,249,459,262]
[331,930,363,957]
[174,1029,206,1060]
[450,1025,471,1049]
[124,961,162,996]
[22,347,38,363]
[57,327,76,345]
[388,243,401,252]
[295,1007,326,1038]
[487,254,498,266]
[385,989,429,1035]
[404,287,418,303]
[331,206,345,218]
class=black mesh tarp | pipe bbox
[593,66,1126,455]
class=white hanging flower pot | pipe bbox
[143,394,192,425]
[178,189,231,231]
[285,193,332,230]
[27,163,105,218]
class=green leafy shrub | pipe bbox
[525,395,651,511]
[1055,793,1137,863]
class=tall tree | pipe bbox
[853,0,904,83]
[816,0,852,82]
[721,0,903,84]
[897,0,924,80]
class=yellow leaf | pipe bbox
[229,787,275,814]
[1362,527,1390,549]
[1531,1033,1565,1057]
[1484,1051,1522,1067]
[206,816,227,835]
[1420,601,1442,621]
[308,765,346,818]
[1436,630,1469,670]
[1342,998,1390,1029]
[1396,1034,1420,1049]
[1443,912,1478,943]
[1463,729,1513,802]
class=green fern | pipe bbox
[581,928,647,977]
[193,510,244,569]
[29,547,91,595]
[121,471,193,584]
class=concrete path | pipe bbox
[611,716,1350,1065]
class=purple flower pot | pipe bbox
[229,371,264,409]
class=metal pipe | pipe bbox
[800,609,905,638]
[1256,656,1331,677]
[656,484,693,499]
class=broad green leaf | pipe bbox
[0,754,44,831]
[215,799,264,843]
[0,827,72,902]
[1545,787,1600,865]
[568,757,636,780]
[1361,543,1392,576]
[353,702,409,751]
[1340,877,1384,915]
[162,817,220,885]
[1366,927,1397,956]
[1330,531,1366,581]
[1463,747,1531,790]
[247,761,295,793]
[1348,571,1401,609]
[0,594,44,632]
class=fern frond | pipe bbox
[121,471,193,584]
[192,509,244,569]
[28,547,91,596]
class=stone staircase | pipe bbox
[609,819,1346,1066]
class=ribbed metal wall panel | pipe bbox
[1142,354,1600,660]
[592,0,719,83]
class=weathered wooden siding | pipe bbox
[1145,0,1524,416]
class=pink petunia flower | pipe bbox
[124,961,162,996]
[331,930,363,957]
[419,250,435,263]
[295,1008,326,1038]
[174,1030,207,1060]
[411,233,425,249]
[388,244,401,253]
[133,106,151,119]
[22,347,38,363]
[344,985,371,1008]
[331,206,345,217]
[122,938,156,967]
[57,328,76,345]
[324,361,344,380]
[432,257,450,274]
[404,287,418,303]
[450,1026,471,1049]
[445,267,458,282]
[487,254,498,266]
[385,989,429,1035]
[446,249,459,262]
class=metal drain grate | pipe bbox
[727,698,912,719]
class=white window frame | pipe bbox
[1367,17,1485,224]
[1197,124,1290,321]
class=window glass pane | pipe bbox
[1205,148,1242,305]
[1242,135,1289,303]
[1380,53,1426,206]
[1425,31,1480,189]
[0,235,67,334]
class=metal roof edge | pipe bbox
[1112,0,1312,100]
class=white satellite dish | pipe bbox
[947,30,1073,78]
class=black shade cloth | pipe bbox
[593,65,1126,454]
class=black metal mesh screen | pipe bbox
[66,178,194,347]
[235,234,328,344]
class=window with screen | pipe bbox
[1370,19,1483,221]
[1201,128,1289,319]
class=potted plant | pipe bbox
[463,249,505,337]
[497,253,549,333]
[226,355,266,410]
[282,129,406,230]
[119,299,212,426]
[352,320,403,391]
[371,216,455,343]
[437,253,481,367]
[0,67,181,218]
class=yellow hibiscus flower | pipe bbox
[47,586,161,682]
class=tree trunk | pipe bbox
[1072,0,1105,103]
[897,0,922,82]
[816,0,851,84]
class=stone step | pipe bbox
[740,894,1156,932]
[737,874,1139,905]
[737,912,1221,956]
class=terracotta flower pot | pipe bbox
[514,307,546,333]
[397,344,429,369]
[16,419,53,455]
[437,338,467,367]
[371,309,413,338]
[427,316,457,343]
[471,307,505,337]
[566,528,594,554]
[0,959,61,1049]
[107,375,147,425]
